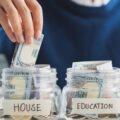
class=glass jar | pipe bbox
[61,68,120,120]
[1,67,61,120]
[2,68,33,120]
[61,72,102,120]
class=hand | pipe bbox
[0,0,43,44]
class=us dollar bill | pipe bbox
[72,61,113,71]
[72,74,103,97]
[4,76,32,99]
[65,75,103,119]
[11,34,44,67]
[3,68,32,99]
[66,89,87,111]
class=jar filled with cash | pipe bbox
[2,66,61,120]
[61,70,103,120]
[2,68,33,120]
[61,63,120,120]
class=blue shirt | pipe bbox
[0,0,120,88]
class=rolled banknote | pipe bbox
[11,34,44,67]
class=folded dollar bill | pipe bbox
[11,34,44,67]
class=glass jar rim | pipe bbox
[2,68,57,77]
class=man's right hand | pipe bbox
[0,0,43,44]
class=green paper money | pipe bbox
[11,34,44,67]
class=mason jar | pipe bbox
[61,68,120,120]
[2,67,61,120]
[61,71,102,120]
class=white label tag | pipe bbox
[72,98,120,114]
[3,100,51,116]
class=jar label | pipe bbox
[71,98,120,114]
[3,100,52,116]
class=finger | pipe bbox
[13,0,34,44]
[26,0,43,39]
[0,8,16,43]
[1,0,24,43]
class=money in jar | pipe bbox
[2,68,32,120]
[2,67,61,120]
[61,70,103,120]
[61,61,120,120]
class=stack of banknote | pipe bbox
[64,61,120,119]
[2,66,59,120]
